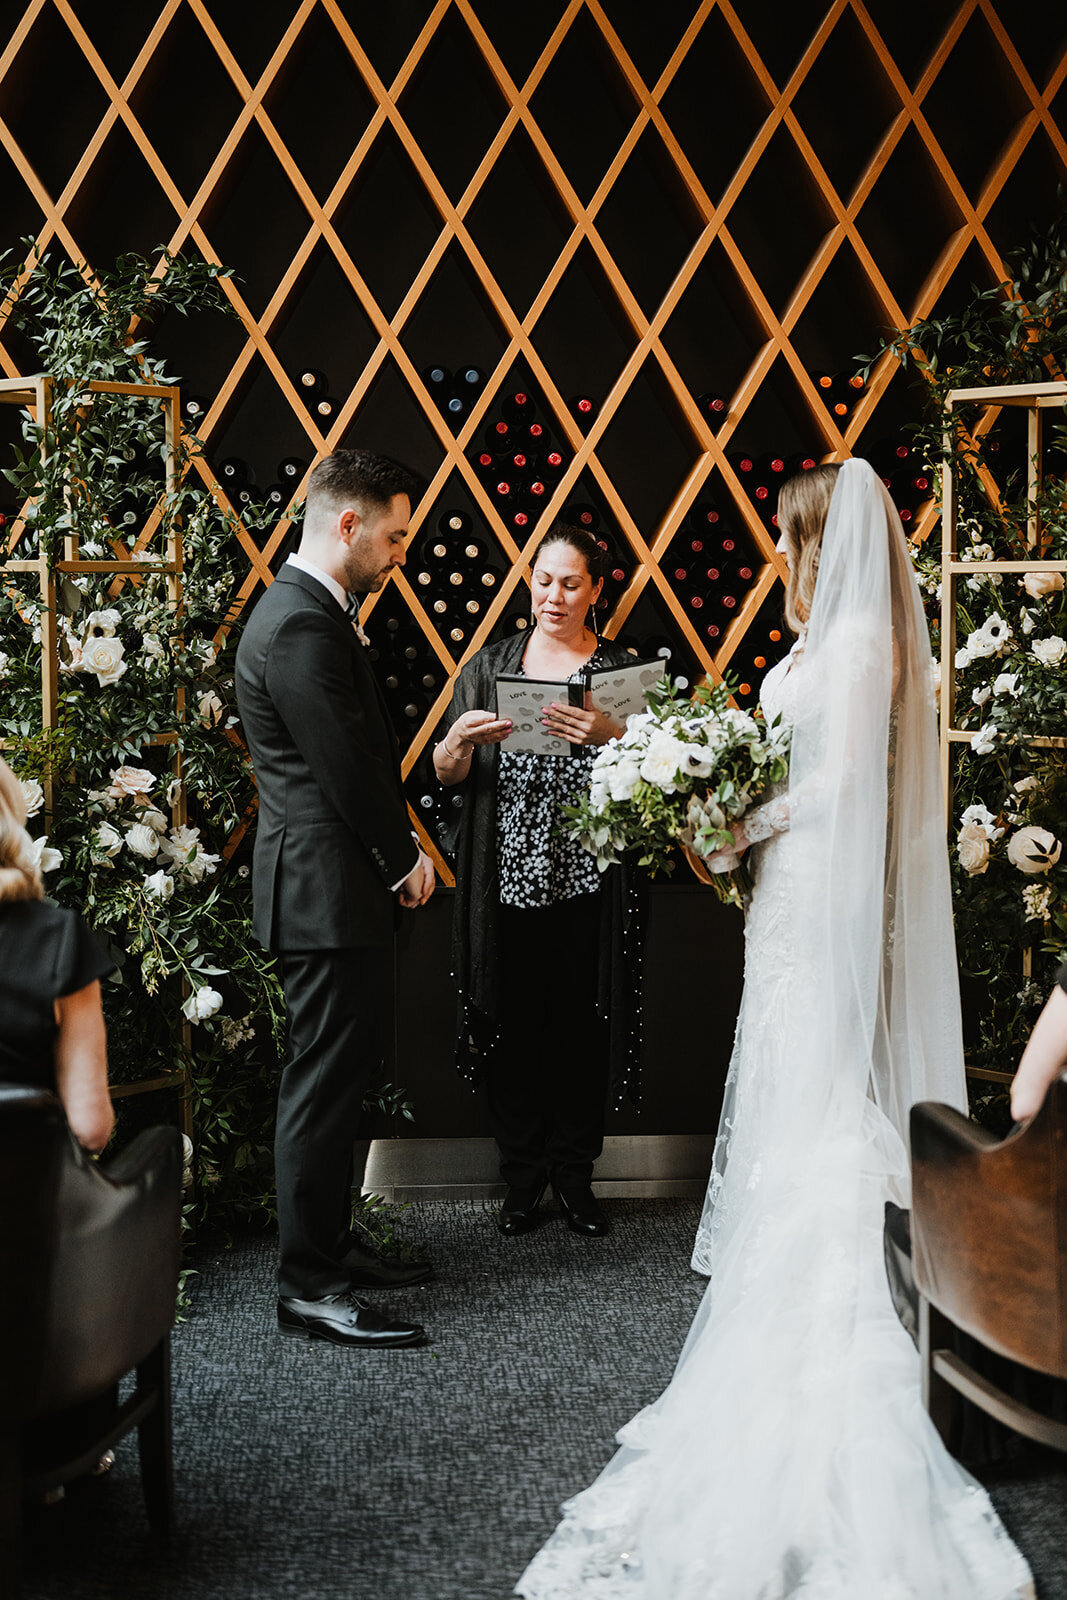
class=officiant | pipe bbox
[434,524,645,1239]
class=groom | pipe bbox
[236,449,436,1349]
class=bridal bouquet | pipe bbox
[562,675,789,903]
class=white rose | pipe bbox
[1031,636,1066,667]
[27,834,62,874]
[970,723,998,756]
[20,779,44,819]
[79,539,104,557]
[140,807,169,833]
[144,868,174,901]
[1020,609,1036,636]
[960,803,996,835]
[198,690,224,727]
[639,732,687,794]
[0,651,9,678]
[971,685,991,707]
[81,634,126,686]
[96,822,123,858]
[954,646,973,670]
[125,822,161,860]
[198,642,218,667]
[142,633,166,661]
[84,608,121,637]
[956,820,991,876]
[182,986,223,1024]
[108,765,155,800]
[992,672,1019,698]
[607,755,642,803]
[1022,571,1065,600]
[161,824,220,882]
[1006,825,1062,875]
[1014,776,1039,795]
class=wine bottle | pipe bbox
[297,368,327,396]
[458,365,484,393]
[277,456,307,483]
[696,392,727,422]
[503,390,534,423]
[690,502,721,528]
[570,395,598,425]
[263,483,285,512]
[423,365,451,392]
[218,457,247,486]
[543,449,564,473]
[564,502,598,529]
[446,394,466,419]
[512,510,530,529]
[483,420,511,450]
[181,395,208,424]
[315,396,338,421]
[439,511,471,538]
[526,421,546,444]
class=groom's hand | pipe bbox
[398,849,435,908]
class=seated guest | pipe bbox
[434,524,643,1239]
[1011,962,1067,1121]
[0,755,114,1151]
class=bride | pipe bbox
[516,458,1034,1599]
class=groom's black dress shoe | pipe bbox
[555,1184,608,1237]
[497,1181,548,1236]
[340,1235,433,1290]
[277,1292,427,1348]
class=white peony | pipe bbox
[84,608,121,637]
[639,732,687,793]
[95,822,123,858]
[1006,825,1062,875]
[0,651,9,678]
[960,803,998,837]
[20,778,44,819]
[108,765,154,800]
[81,633,126,686]
[142,633,166,661]
[1031,636,1066,667]
[182,986,223,1024]
[125,822,161,860]
[1022,570,1064,600]
[607,755,642,803]
[1014,776,1039,796]
[27,834,62,874]
[956,820,991,876]
[971,685,991,706]
[161,824,220,882]
[1020,609,1036,636]
[965,627,998,661]
[144,868,174,901]
[970,723,998,756]
[992,672,1019,698]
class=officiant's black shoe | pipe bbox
[497,1181,548,1236]
[277,1292,427,1348]
[340,1235,433,1290]
[554,1184,608,1237]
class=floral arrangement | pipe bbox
[562,674,789,903]
[874,213,1067,1107]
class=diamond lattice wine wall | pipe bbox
[1,0,1066,881]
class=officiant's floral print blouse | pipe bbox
[495,648,609,908]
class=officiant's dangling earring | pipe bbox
[589,601,602,643]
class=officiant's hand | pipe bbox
[449,709,513,748]
[542,692,622,748]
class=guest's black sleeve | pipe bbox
[53,907,115,997]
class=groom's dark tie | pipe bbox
[345,592,360,623]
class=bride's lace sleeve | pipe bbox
[741,793,791,843]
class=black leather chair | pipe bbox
[0,1084,183,1597]
[892,1079,1067,1455]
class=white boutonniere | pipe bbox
[353,620,370,647]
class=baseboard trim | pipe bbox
[362,1133,714,1202]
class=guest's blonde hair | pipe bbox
[0,755,43,902]
[777,463,841,634]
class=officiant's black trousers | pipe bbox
[275,945,388,1299]
[490,891,609,1190]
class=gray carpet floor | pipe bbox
[20,1198,1067,1600]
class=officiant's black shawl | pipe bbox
[438,630,645,1108]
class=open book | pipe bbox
[495,656,663,756]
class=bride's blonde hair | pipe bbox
[0,755,43,902]
[777,463,841,634]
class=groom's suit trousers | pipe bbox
[275,944,389,1299]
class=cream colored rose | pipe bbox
[142,633,166,661]
[108,764,154,800]
[140,806,169,833]
[27,834,62,874]
[81,633,126,686]
[0,650,9,678]
[1031,636,1066,667]
[125,822,161,860]
[182,986,223,1023]
[144,869,174,901]
[956,821,991,876]
[20,779,44,819]
[1006,825,1062,875]
[1022,570,1065,600]
[95,822,123,858]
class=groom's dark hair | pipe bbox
[307,449,420,521]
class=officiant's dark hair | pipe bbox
[307,449,420,520]
[778,463,840,633]
[531,522,607,582]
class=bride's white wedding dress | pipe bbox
[516,462,1034,1600]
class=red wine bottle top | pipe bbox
[817,374,833,390]
[721,593,738,610]
[513,511,529,527]
[899,507,913,523]
[689,538,704,553]
[912,474,931,492]
[512,453,528,470]
[769,457,785,473]
[721,537,736,553]
[575,397,594,414]
[769,628,782,642]
[611,567,626,583]
[478,452,493,468]
[689,594,704,609]
[705,565,722,583]
[596,538,609,550]
[800,456,817,471]
[753,654,767,669]
[705,622,721,639]
[528,423,544,439]
[754,484,769,501]
[529,480,546,497]
[848,374,866,390]
[513,391,528,406]
[495,481,510,497]
[833,401,848,417]
[674,566,688,582]
[546,450,563,467]
[494,421,509,437]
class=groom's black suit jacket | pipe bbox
[235,566,417,952]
